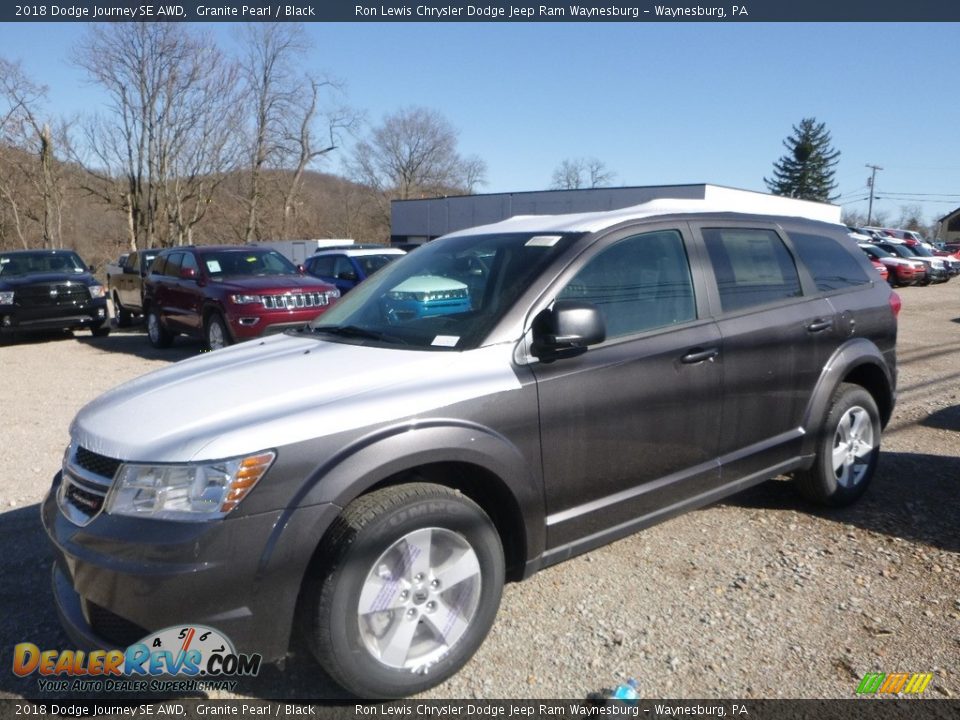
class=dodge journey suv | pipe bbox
[44,201,898,697]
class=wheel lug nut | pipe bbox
[414,573,424,583]
[426,601,436,612]
[430,579,440,589]
[407,608,417,619]
[399,590,409,600]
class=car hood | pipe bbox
[208,275,336,292]
[71,333,521,463]
[0,272,97,289]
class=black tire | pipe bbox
[304,483,504,698]
[90,322,111,338]
[113,293,133,328]
[794,383,881,507]
[146,306,174,348]
[204,312,231,351]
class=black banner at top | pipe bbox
[3,0,960,23]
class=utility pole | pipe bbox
[866,164,883,225]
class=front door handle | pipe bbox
[806,319,832,333]
[681,347,719,364]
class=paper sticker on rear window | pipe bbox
[432,335,460,347]
[206,260,222,272]
[526,235,562,247]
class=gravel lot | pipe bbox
[1,281,957,701]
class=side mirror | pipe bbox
[88,264,97,273]
[297,264,306,274]
[179,267,197,280]
[532,300,606,360]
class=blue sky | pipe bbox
[2,21,958,227]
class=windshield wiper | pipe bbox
[311,325,412,345]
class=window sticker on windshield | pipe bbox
[206,260,222,272]
[245,256,257,262]
[526,235,562,247]
[0,258,8,264]
[432,335,460,347]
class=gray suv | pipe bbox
[43,202,898,697]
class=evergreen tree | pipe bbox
[764,118,840,202]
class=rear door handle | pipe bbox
[681,347,719,364]
[806,319,832,333]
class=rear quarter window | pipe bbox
[789,231,872,292]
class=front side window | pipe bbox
[558,230,695,339]
[703,228,802,312]
[309,232,580,350]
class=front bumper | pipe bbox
[1,298,107,333]
[226,306,333,341]
[42,474,341,660]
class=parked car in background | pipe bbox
[867,258,889,283]
[303,246,406,294]
[143,246,340,350]
[858,244,923,287]
[873,240,949,284]
[0,249,109,341]
[906,240,960,277]
[46,203,899,698]
[106,249,159,326]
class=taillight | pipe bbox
[889,291,902,318]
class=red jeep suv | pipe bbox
[143,246,340,350]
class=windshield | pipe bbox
[0,252,86,277]
[862,244,892,259]
[910,244,934,257]
[885,244,915,259]
[308,232,580,350]
[201,250,297,278]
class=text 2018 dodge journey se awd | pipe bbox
[44,200,898,697]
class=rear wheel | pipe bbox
[204,312,231,351]
[304,483,504,698]
[794,383,881,506]
[146,306,174,348]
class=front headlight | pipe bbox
[231,294,261,305]
[0,291,13,304]
[88,284,106,299]
[106,451,275,521]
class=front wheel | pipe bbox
[113,293,133,327]
[90,322,111,338]
[304,483,504,698]
[794,383,881,506]
[204,312,231,351]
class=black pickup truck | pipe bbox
[106,249,158,326]
[0,249,109,340]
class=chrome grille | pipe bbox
[75,446,122,479]
[59,446,117,526]
[261,292,331,310]
[15,283,90,308]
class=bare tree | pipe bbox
[550,157,615,190]
[348,106,487,232]
[73,23,241,250]
[238,24,354,242]
[0,58,65,249]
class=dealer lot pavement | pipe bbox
[0,283,957,699]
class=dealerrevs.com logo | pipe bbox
[13,625,261,693]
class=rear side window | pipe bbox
[150,255,168,276]
[703,228,802,312]
[789,232,872,292]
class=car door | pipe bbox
[692,222,837,481]
[531,225,723,552]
